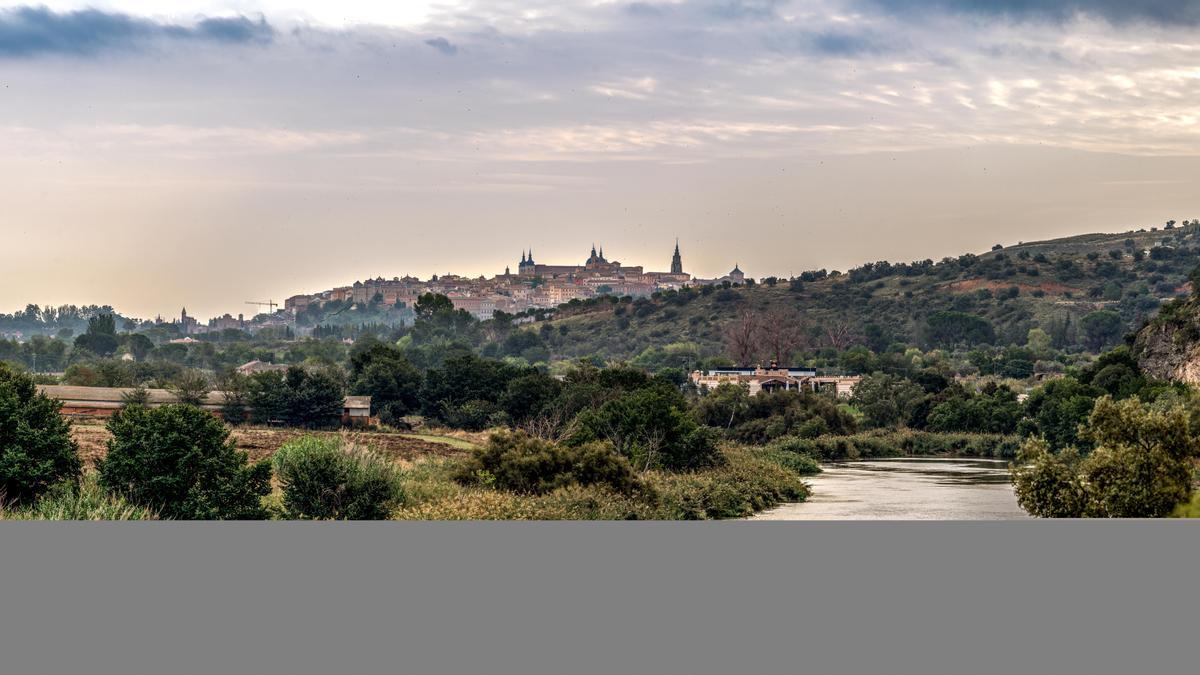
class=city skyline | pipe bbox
[3,1,1199,318]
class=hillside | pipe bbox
[537,221,1200,364]
[1133,274,1200,382]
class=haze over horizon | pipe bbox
[3,1,1199,320]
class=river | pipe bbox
[754,457,1030,520]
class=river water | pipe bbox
[754,457,1030,520]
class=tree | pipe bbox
[1080,310,1124,351]
[1012,397,1196,517]
[572,387,722,471]
[246,371,291,425]
[821,319,861,351]
[500,373,563,426]
[1019,377,1102,451]
[124,333,154,361]
[98,404,271,519]
[694,382,750,429]
[724,309,761,365]
[169,369,211,406]
[272,436,403,520]
[0,363,81,504]
[421,353,524,424]
[217,372,250,424]
[285,367,346,429]
[453,431,643,496]
[73,313,119,357]
[1025,328,1052,356]
[759,307,809,365]
[925,384,1022,434]
[924,311,995,348]
[349,342,422,422]
[849,373,925,428]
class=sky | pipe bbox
[2,1,1199,320]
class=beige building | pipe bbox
[691,365,860,398]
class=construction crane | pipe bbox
[245,300,279,314]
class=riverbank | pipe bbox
[394,445,809,520]
[754,457,1028,520]
[780,430,1021,461]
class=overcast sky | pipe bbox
[3,1,1199,319]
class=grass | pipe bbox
[397,432,480,451]
[4,434,807,521]
[0,474,157,521]
[392,445,809,520]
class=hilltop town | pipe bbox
[280,242,743,323]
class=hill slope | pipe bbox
[539,222,1200,364]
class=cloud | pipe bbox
[424,36,458,55]
[0,6,273,58]
[862,0,1200,26]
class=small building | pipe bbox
[343,396,372,427]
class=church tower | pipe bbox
[670,239,683,275]
[519,249,536,276]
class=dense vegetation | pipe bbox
[272,437,404,520]
[0,363,81,504]
[98,404,273,520]
[5,221,1200,519]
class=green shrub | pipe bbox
[454,431,645,496]
[763,450,822,476]
[1,474,156,520]
[99,404,272,519]
[272,436,404,520]
[1012,397,1196,518]
[0,362,81,505]
[654,448,809,519]
[443,399,502,431]
[572,387,723,470]
[788,430,1020,461]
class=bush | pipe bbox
[654,448,809,519]
[1012,397,1196,518]
[350,342,422,418]
[246,367,345,429]
[399,446,808,520]
[0,474,156,520]
[272,436,404,520]
[0,362,81,504]
[760,446,822,476]
[99,404,272,519]
[573,387,723,470]
[443,399,502,431]
[781,430,1020,461]
[454,431,645,496]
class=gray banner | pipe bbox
[1,522,1196,675]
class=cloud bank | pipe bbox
[0,6,273,57]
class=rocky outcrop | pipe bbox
[1133,296,1200,383]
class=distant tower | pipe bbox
[519,249,536,276]
[181,307,189,335]
[670,239,683,275]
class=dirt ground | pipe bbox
[70,419,470,470]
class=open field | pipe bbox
[70,419,473,470]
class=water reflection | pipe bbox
[753,457,1030,521]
